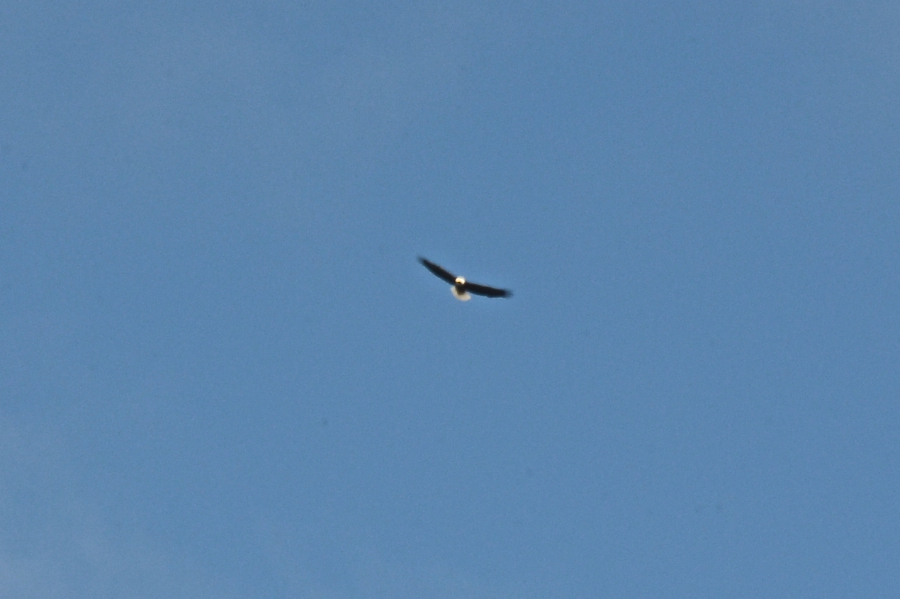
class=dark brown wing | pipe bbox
[464,281,512,298]
[418,257,458,285]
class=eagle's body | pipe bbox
[451,277,472,301]
[418,257,511,300]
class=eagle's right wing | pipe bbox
[418,257,458,285]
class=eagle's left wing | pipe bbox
[464,281,512,298]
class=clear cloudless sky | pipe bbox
[2,1,899,597]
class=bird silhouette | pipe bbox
[418,257,512,300]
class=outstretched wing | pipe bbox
[464,281,512,298]
[418,257,458,285]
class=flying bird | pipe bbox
[418,257,512,301]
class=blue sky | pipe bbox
[2,1,899,597]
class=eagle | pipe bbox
[418,257,512,301]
